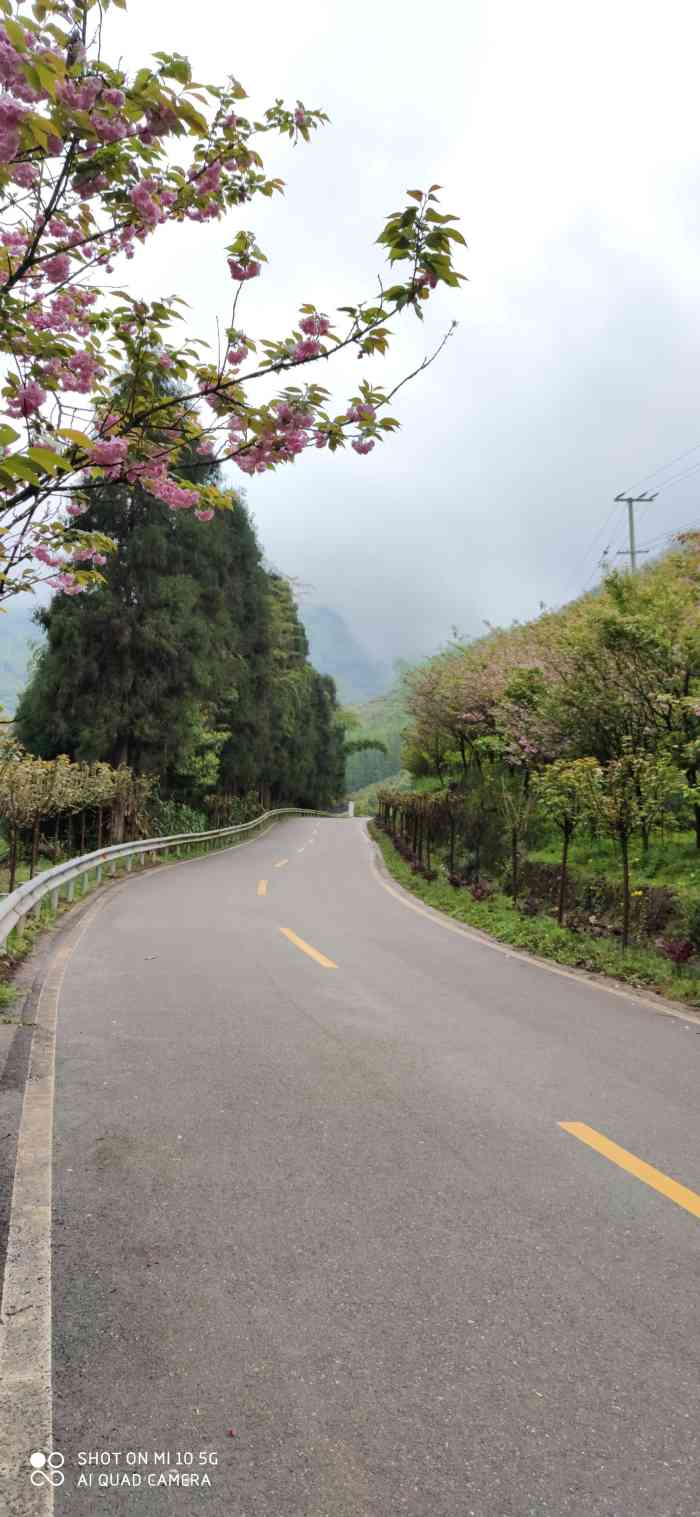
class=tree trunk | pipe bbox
[557,825,570,926]
[620,830,630,950]
[80,811,86,854]
[449,816,455,875]
[97,808,103,850]
[110,795,126,845]
[30,816,39,880]
[9,825,18,892]
[458,736,469,780]
[511,826,519,907]
[67,812,74,857]
[685,765,700,848]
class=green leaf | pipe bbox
[34,59,58,98]
[28,446,68,475]
[406,189,423,202]
[56,427,92,448]
[0,424,19,447]
[4,18,28,49]
[6,456,41,483]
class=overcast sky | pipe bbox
[107,0,700,662]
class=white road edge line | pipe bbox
[0,814,287,1512]
[364,825,700,1028]
[0,891,109,1514]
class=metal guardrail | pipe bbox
[0,805,350,950]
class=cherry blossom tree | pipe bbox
[0,0,465,597]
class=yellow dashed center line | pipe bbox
[560,1121,700,1219]
[274,859,288,869]
[279,927,338,970]
[257,879,268,897]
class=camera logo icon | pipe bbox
[29,1451,65,1488]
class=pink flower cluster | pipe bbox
[27,286,97,336]
[143,475,199,511]
[293,337,321,362]
[228,258,260,281]
[43,252,71,282]
[57,75,102,112]
[89,437,129,469]
[299,313,330,337]
[11,162,37,188]
[227,336,248,367]
[0,94,25,161]
[60,349,104,395]
[7,379,46,417]
[48,572,83,596]
[129,177,171,228]
[233,397,315,476]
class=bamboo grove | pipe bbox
[376,534,700,952]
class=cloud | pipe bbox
[98,0,700,660]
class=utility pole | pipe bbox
[614,491,658,571]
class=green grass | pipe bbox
[0,852,56,894]
[529,827,700,897]
[370,823,700,1008]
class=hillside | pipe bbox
[299,605,392,705]
[0,598,44,714]
[345,669,412,792]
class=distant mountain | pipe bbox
[299,604,392,705]
[0,598,44,714]
[0,595,395,715]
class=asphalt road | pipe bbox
[43,817,700,1514]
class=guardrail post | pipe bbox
[95,864,102,883]
[67,879,75,902]
[51,888,59,912]
[126,855,133,873]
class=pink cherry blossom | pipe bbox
[89,437,128,468]
[299,313,330,337]
[7,379,46,417]
[11,162,37,188]
[228,258,261,281]
[293,337,321,362]
[43,252,71,282]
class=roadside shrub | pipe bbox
[684,898,700,953]
[657,937,694,966]
[149,797,208,837]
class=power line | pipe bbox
[561,498,625,599]
[623,438,700,493]
[651,458,700,493]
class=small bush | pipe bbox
[657,937,694,966]
[684,898,700,953]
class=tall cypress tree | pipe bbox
[16,480,346,809]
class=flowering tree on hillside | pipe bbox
[0,0,465,598]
